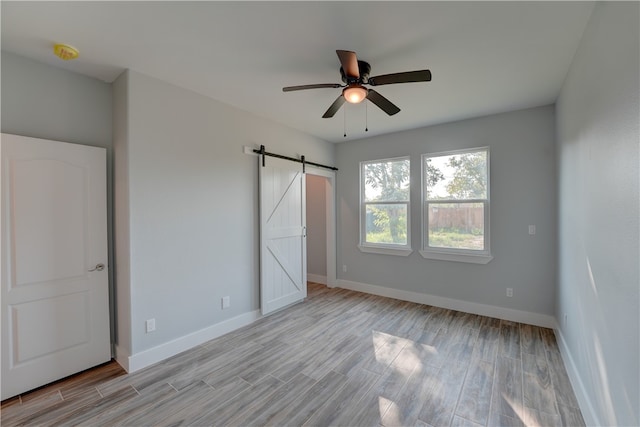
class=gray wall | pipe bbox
[306,174,327,278]
[336,105,557,316]
[556,2,639,426]
[115,70,334,355]
[112,71,131,357]
[1,52,112,147]
[0,51,116,344]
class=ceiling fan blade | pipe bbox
[366,89,401,116]
[283,83,342,92]
[368,70,432,86]
[336,50,360,79]
[322,95,346,118]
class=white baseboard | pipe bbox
[122,310,262,373]
[307,274,327,285]
[336,279,555,328]
[554,325,600,427]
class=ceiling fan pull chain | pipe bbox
[344,106,347,138]
[365,101,369,132]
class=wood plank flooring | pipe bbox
[1,283,585,426]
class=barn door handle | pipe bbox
[88,263,105,272]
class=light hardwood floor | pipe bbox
[1,283,584,426]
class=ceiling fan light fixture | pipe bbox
[343,85,368,104]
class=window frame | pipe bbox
[358,156,413,257]
[420,147,493,264]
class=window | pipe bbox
[359,157,412,256]
[421,148,492,263]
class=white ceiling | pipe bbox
[1,1,595,143]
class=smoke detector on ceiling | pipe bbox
[53,43,79,60]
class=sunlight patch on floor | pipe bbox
[371,330,392,351]
[503,392,531,427]
[378,396,397,421]
[374,337,407,366]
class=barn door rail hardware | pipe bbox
[254,145,338,172]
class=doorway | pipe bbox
[305,168,336,288]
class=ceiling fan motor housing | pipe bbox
[340,60,371,83]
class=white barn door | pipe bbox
[1,134,110,400]
[260,156,307,315]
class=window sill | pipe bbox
[419,249,493,264]
[358,244,413,257]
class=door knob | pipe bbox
[88,263,105,272]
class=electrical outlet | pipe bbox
[145,318,156,333]
[342,265,347,273]
[222,296,231,309]
[528,225,536,235]
[506,288,513,297]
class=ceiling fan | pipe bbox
[283,50,432,118]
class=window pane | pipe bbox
[425,151,487,200]
[364,159,410,202]
[427,202,484,250]
[365,204,408,245]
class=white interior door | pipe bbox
[1,134,110,400]
[260,156,307,315]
